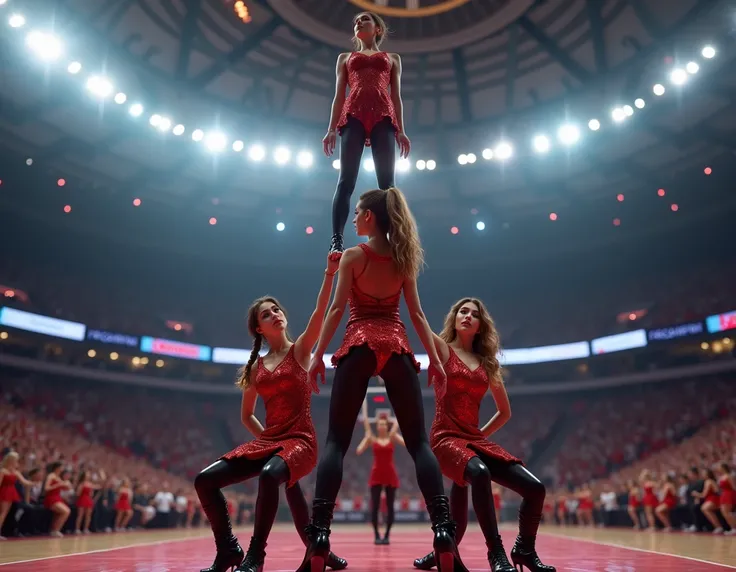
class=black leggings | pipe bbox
[195,455,296,544]
[451,454,547,545]
[370,485,396,538]
[332,116,396,236]
[314,345,444,504]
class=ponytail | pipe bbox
[385,187,424,279]
[236,333,262,389]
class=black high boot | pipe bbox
[329,234,344,257]
[427,496,468,572]
[200,534,244,572]
[295,499,335,572]
[487,535,514,572]
[326,552,348,570]
[413,552,436,570]
[510,536,556,572]
[235,537,266,572]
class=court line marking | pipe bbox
[541,529,736,569]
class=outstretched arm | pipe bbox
[480,379,512,438]
[294,255,339,365]
[15,470,33,488]
[240,385,264,438]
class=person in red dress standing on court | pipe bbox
[356,402,404,544]
[194,255,347,572]
[299,187,463,572]
[322,11,411,256]
[639,470,658,530]
[413,298,555,572]
[717,463,736,534]
[74,469,104,534]
[0,452,34,539]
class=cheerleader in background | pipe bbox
[640,470,658,530]
[0,452,34,539]
[576,484,594,527]
[74,469,105,534]
[654,475,678,531]
[692,468,722,534]
[114,477,134,531]
[627,480,641,529]
[43,461,73,537]
[717,463,736,534]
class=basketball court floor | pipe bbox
[0,524,734,570]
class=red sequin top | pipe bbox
[430,348,521,486]
[221,346,317,487]
[337,52,399,146]
[368,440,400,488]
[331,244,419,375]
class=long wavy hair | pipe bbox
[359,187,424,279]
[236,296,292,389]
[439,297,503,386]
[352,11,389,51]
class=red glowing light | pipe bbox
[549,213,557,221]
[133,198,141,206]
[704,167,712,175]
[450,226,459,235]
[0,180,3,186]
[209,217,217,225]
[613,218,621,226]
[373,395,385,403]
[617,194,624,202]
[306,226,314,235]
[57,178,66,187]
[63,205,71,213]
[629,313,636,321]
[5,290,15,298]
[671,204,679,212]
[657,188,665,197]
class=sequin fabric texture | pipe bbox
[430,348,522,485]
[331,244,420,375]
[220,346,317,487]
[338,52,399,145]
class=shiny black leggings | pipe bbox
[332,116,395,236]
[314,345,444,505]
[451,455,547,545]
[370,485,396,538]
[194,456,310,545]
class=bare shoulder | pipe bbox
[341,246,364,264]
[337,52,351,63]
[389,53,401,65]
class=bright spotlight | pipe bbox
[249,145,265,161]
[634,98,645,109]
[482,148,493,160]
[426,160,436,171]
[332,159,340,170]
[86,76,113,98]
[273,146,291,165]
[611,107,625,122]
[623,105,634,117]
[363,158,375,172]
[457,154,468,165]
[532,134,550,153]
[558,124,580,145]
[653,83,665,96]
[476,221,486,231]
[397,157,411,172]
[128,103,143,117]
[192,129,204,142]
[232,140,244,152]
[701,46,715,59]
[9,14,25,28]
[416,159,426,170]
[157,117,172,132]
[172,124,185,136]
[149,114,162,127]
[26,31,63,61]
[276,222,285,232]
[114,92,127,104]
[67,61,82,74]
[494,142,513,161]
[206,132,227,152]
[686,61,699,74]
[466,153,476,164]
[297,151,313,168]
[669,68,687,85]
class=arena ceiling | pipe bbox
[0,0,735,225]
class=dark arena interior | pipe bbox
[0,0,735,570]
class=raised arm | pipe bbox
[294,254,339,366]
[240,385,264,438]
[361,399,373,436]
[480,379,512,438]
[389,419,405,447]
[356,434,373,455]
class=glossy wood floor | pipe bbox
[0,524,734,570]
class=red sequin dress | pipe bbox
[0,472,21,503]
[331,244,419,375]
[76,484,94,509]
[368,440,400,488]
[221,346,317,488]
[337,52,399,146]
[430,348,521,486]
